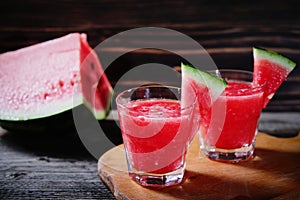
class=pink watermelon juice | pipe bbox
[199,70,264,162]
[116,86,198,187]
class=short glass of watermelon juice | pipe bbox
[116,86,199,187]
[199,69,265,162]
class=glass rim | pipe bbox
[116,85,197,112]
[209,69,254,75]
[208,69,266,95]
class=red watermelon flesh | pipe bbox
[0,33,112,121]
[181,63,227,109]
[253,47,296,107]
[181,63,227,142]
[80,34,113,120]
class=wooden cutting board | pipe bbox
[98,132,300,200]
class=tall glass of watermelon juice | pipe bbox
[116,86,199,187]
[199,70,265,162]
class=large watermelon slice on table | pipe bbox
[0,33,113,123]
[253,47,296,107]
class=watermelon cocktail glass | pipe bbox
[199,70,265,162]
[116,86,199,187]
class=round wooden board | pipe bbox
[98,133,300,200]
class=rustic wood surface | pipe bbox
[0,112,299,199]
[1,0,300,199]
[1,0,300,112]
[98,132,300,200]
[0,128,115,199]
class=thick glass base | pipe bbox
[128,165,185,187]
[201,143,255,163]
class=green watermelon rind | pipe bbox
[181,63,227,102]
[83,88,113,120]
[253,47,296,71]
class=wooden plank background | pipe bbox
[1,0,300,111]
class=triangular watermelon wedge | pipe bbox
[0,33,113,121]
[181,63,227,109]
[181,63,227,144]
[253,47,296,107]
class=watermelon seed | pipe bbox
[58,80,64,88]
[73,72,78,78]
[43,93,50,100]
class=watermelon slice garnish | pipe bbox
[181,63,227,143]
[253,47,296,107]
[181,63,227,108]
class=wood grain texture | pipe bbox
[0,129,115,199]
[98,132,300,200]
[1,0,300,111]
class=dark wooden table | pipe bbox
[1,0,300,199]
